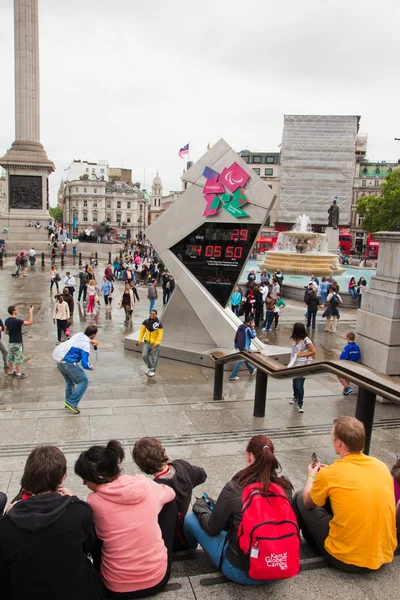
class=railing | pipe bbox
[209,351,400,455]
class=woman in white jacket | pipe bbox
[119,282,135,325]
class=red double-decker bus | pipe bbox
[339,229,352,255]
[255,231,279,253]
[366,233,379,257]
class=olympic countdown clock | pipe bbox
[170,222,259,307]
[124,138,282,366]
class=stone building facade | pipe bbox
[239,150,280,226]
[62,178,149,240]
[351,160,399,251]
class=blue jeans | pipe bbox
[149,298,156,312]
[320,292,327,304]
[231,304,239,315]
[230,360,255,379]
[57,362,89,407]
[184,513,269,585]
[262,311,274,329]
[142,341,160,372]
[292,377,305,408]
[349,287,358,300]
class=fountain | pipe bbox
[259,215,345,276]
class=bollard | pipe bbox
[213,363,224,400]
[95,251,98,266]
[355,387,376,455]
[0,253,3,268]
[108,251,111,263]
[61,254,65,267]
[79,252,82,266]
[253,371,268,418]
[41,252,45,267]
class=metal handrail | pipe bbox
[209,350,400,455]
[209,351,400,404]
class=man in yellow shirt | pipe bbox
[293,416,397,572]
[138,309,163,377]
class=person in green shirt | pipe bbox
[273,294,286,329]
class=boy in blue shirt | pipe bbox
[337,331,361,395]
[229,317,257,381]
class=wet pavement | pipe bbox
[0,257,398,599]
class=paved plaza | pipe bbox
[0,257,399,599]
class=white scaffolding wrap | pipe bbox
[279,115,359,226]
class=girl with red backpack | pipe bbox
[184,435,300,585]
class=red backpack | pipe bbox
[237,482,300,581]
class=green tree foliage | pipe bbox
[49,206,63,223]
[356,169,400,232]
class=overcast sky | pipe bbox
[1,0,399,206]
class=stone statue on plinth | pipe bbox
[328,199,339,230]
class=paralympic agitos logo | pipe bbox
[202,162,251,219]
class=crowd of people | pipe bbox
[0,420,398,598]
[229,315,362,412]
[238,268,369,336]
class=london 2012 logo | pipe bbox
[202,162,250,218]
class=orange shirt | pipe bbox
[310,453,397,569]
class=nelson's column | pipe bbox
[0,0,54,231]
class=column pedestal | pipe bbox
[325,227,339,254]
[356,231,400,376]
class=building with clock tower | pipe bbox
[149,172,163,223]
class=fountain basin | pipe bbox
[259,251,345,276]
[258,219,345,276]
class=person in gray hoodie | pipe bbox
[147,278,158,313]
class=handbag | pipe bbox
[55,273,61,282]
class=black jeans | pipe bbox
[163,287,170,305]
[105,500,178,599]
[56,319,68,342]
[292,377,305,408]
[292,492,372,573]
[78,284,87,302]
[307,310,317,329]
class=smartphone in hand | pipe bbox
[311,452,318,468]
[202,492,214,511]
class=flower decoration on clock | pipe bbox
[202,163,251,218]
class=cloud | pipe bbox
[1,0,399,207]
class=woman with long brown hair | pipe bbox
[184,435,298,585]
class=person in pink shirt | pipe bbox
[74,440,177,599]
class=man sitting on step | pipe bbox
[293,416,397,573]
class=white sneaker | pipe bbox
[229,376,240,381]
[289,398,297,404]
[148,371,156,377]
[145,368,151,375]
[260,328,266,332]
[250,369,257,376]
[298,407,304,413]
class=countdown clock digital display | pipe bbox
[170,222,260,307]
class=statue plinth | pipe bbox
[356,231,400,376]
[325,227,339,255]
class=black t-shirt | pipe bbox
[4,317,24,344]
